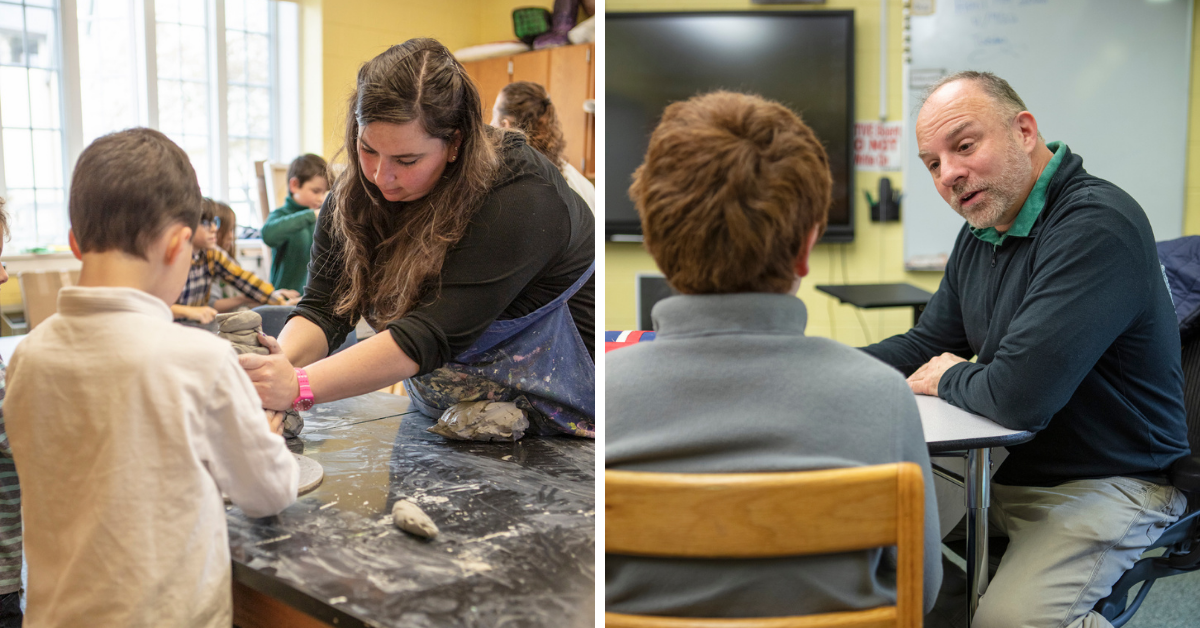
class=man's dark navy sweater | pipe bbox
[865,146,1190,487]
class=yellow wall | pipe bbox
[298,0,324,156]
[479,1,556,44]
[1187,0,1200,237]
[606,0,1200,347]
[0,283,18,308]
[311,0,573,159]
[318,0,484,159]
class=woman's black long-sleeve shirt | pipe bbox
[291,135,595,376]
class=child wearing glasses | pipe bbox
[171,198,299,325]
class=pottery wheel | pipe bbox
[295,453,324,495]
[224,454,324,503]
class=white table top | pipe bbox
[917,394,1035,451]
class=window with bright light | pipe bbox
[0,0,297,254]
[225,0,273,225]
[156,0,212,195]
[77,0,140,147]
[0,0,66,251]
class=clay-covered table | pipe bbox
[226,393,596,627]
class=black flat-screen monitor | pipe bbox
[606,11,855,243]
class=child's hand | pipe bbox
[182,305,218,324]
[265,409,285,436]
[272,289,301,302]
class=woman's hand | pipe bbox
[238,332,300,410]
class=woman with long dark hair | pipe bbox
[239,39,595,437]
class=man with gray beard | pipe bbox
[863,72,1190,627]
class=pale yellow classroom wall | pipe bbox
[306,0,554,160]
[605,0,1200,347]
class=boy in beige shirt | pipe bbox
[5,128,298,628]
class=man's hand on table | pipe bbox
[238,332,300,411]
[907,352,966,396]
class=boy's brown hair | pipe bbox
[629,91,832,294]
[70,128,201,259]
[287,153,328,187]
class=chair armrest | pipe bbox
[1169,455,1200,492]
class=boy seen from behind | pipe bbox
[605,92,941,618]
[6,128,298,628]
[262,153,328,293]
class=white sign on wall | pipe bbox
[854,121,903,172]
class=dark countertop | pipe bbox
[814,283,934,309]
[226,393,596,627]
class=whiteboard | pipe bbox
[903,0,1193,270]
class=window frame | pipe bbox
[0,0,295,251]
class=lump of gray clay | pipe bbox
[282,408,304,439]
[392,500,438,539]
[230,344,270,356]
[215,311,262,333]
[219,330,261,343]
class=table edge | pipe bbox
[927,430,1036,453]
[232,559,369,628]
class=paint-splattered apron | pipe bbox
[403,263,595,437]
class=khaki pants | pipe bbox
[940,477,1185,628]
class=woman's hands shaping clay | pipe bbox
[218,311,305,436]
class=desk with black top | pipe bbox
[918,395,1035,627]
[815,283,935,325]
[227,393,596,628]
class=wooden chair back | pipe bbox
[605,462,925,628]
[254,160,290,225]
[19,269,80,330]
[253,160,290,270]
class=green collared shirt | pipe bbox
[971,140,1065,246]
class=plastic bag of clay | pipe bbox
[427,400,529,441]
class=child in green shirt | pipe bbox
[261,154,329,293]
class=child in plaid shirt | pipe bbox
[171,198,299,325]
[0,199,19,627]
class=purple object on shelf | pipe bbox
[532,0,579,50]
